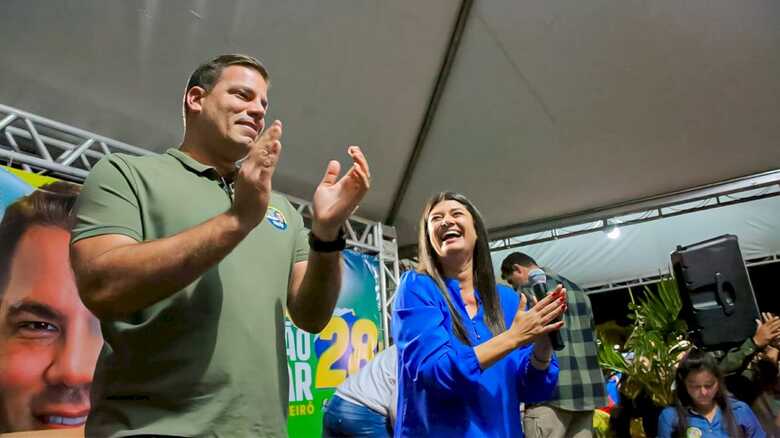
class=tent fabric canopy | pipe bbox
[1,0,779,247]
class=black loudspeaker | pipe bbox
[671,234,760,350]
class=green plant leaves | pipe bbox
[596,278,692,407]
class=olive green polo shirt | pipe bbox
[72,149,309,437]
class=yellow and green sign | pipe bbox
[286,250,385,436]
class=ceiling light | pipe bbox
[604,219,622,240]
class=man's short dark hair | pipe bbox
[0,181,80,295]
[500,252,538,278]
[183,53,270,115]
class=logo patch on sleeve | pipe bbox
[265,206,288,231]
[686,427,702,438]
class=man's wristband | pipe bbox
[309,228,346,252]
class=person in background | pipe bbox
[717,313,780,406]
[322,345,397,437]
[0,183,102,433]
[501,252,607,438]
[657,349,765,438]
[751,347,780,437]
[393,192,566,437]
[745,314,780,437]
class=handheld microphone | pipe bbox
[528,269,565,351]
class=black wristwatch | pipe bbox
[309,228,346,252]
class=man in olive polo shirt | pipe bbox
[70,54,371,437]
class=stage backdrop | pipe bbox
[1,164,62,216]
[0,166,33,215]
[1,165,385,436]
[286,249,385,437]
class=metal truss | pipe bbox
[0,103,151,179]
[582,253,780,295]
[0,103,399,347]
[489,172,780,252]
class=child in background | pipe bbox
[658,349,765,438]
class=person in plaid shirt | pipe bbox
[501,252,607,438]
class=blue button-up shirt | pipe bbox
[657,398,766,437]
[392,271,559,437]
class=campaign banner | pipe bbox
[1,164,64,217]
[0,167,103,436]
[1,165,386,436]
[0,166,34,216]
[286,249,385,437]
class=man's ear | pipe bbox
[512,263,523,274]
[185,86,207,114]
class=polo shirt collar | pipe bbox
[166,148,217,175]
[687,405,722,423]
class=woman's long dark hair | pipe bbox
[416,192,506,345]
[673,350,740,437]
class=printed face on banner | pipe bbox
[0,226,103,432]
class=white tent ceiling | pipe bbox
[491,194,780,289]
[2,0,779,249]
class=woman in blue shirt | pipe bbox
[658,349,765,437]
[392,192,567,437]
